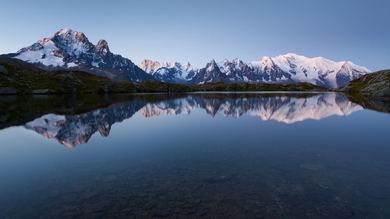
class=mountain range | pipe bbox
[2,28,371,88]
[140,54,371,87]
[25,93,362,147]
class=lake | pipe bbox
[0,92,389,218]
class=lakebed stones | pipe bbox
[84,191,99,199]
[102,174,117,183]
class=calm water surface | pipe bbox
[0,92,389,218]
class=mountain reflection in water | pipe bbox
[1,92,390,219]
[23,93,362,147]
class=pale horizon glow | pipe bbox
[0,0,389,71]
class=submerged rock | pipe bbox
[85,191,99,199]
[300,163,324,170]
[103,174,117,182]
[203,174,232,182]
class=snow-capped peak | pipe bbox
[139,59,162,74]
[7,28,153,82]
[96,39,109,48]
[206,59,218,72]
[95,39,110,56]
[232,58,242,64]
[55,28,72,35]
[265,53,372,87]
[344,61,371,73]
[138,59,199,81]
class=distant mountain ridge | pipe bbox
[2,28,371,87]
[140,53,371,88]
[139,60,198,84]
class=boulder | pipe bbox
[54,73,74,81]
[103,80,121,92]
[372,87,390,98]
[0,65,9,75]
[7,78,16,83]
[0,87,17,94]
[54,72,84,87]
[18,70,32,75]
[32,89,54,94]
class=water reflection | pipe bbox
[1,93,390,219]
[21,93,362,147]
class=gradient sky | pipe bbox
[1,0,389,71]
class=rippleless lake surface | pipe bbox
[0,92,389,219]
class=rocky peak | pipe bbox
[183,62,197,72]
[53,28,71,37]
[337,61,353,76]
[49,28,96,58]
[95,39,110,55]
[260,56,271,62]
[53,28,88,43]
[259,56,276,67]
[161,62,170,68]
[232,58,242,64]
[96,39,109,49]
[37,38,51,45]
[283,53,299,59]
[139,59,161,74]
[221,59,230,65]
[206,59,218,72]
[232,58,245,69]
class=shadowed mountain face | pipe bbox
[22,93,362,147]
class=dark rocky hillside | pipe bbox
[335,70,390,100]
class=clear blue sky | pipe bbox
[1,0,389,71]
